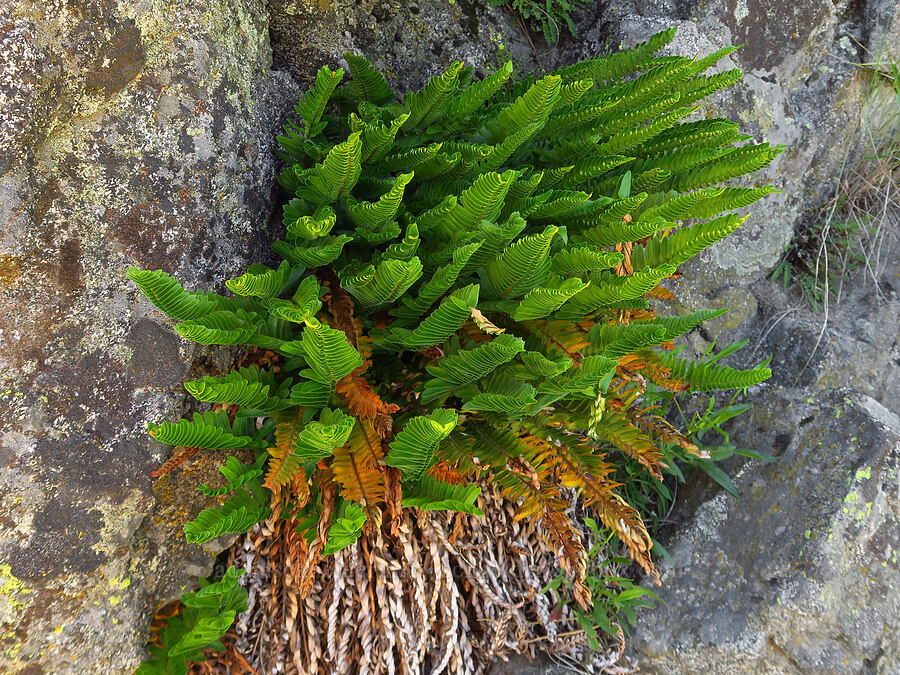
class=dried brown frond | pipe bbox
[331,420,386,522]
[150,446,201,477]
[595,410,666,481]
[527,319,590,363]
[613,241,634,276]
[227,486,636,674]
[335,360,400,438]
[644,284,677,301]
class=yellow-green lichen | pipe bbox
[0,564,34,630]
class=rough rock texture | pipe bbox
[0,1,297,672]
[268,0,537,90]
[628,237,900,674]
[630,389,900,674]
[0,0,895,671]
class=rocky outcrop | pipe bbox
[0,1,296,671]
[1,0,895,671]
[630,389,900,674]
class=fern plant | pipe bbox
[489,0,592,45]
[137,567,247,675]
[132,27,779,665]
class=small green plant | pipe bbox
[136,567,247,675]
[769,220,864,310]
[131,28,780,670]
[488,0,592,45]
[616,339,776,545]
[544,340,776,653]
[543,517,663,647]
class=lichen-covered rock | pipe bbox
[630,388,900,674]
[268,0,539,91]
[0,1,297,671]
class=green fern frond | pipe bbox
[659,352,772,390]
[512,277,590,320]
[669,144,784,191]
[360,113,410,164]
[404,61,464,128]
[588,323,668,359]
[297,65,344,134]
[526,190,592,219]
[576,215,673,248]
[636,118,743,156]
[343,53,395,105]
[448,60,514,120]
[289,408,356,462]
[554,27,676,83]
[305,132,363,202]
[136,567,248,674]
[184,366,291,413]
[392,241,482,322]
[437,170,519,238]
[346,172,413,228]
[632,214,746,269]
[555,79,595,109]
[494,75,561,141]
[387,409,459,480]
[273,235,353,268]
[648,309,728,341]
[323,501,367,555]
[480,225,558,299]
[288,380,332,407]
[389,284,480,349]
[128,268,233,321]
[676,68,743,106]
[130,32,783,632]
[284,203,337,239]
[462,383,537,415]
[148,411,262,450]
[459,214,528,273]
[556,154,635,189]
[184,484,270,544]
[175,309,263,346]
[550,247,623,276]
[299,319,364,385]
[340,257,423,310]
[225,261,292,298]
[422,334,525,403]
[682,186,780,219]
[198,456,265,497]
[378,142,443,172]
[382,222,421,261]
[596,105,696,156]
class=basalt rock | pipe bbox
[0,1,297,671]
[630,388,900,674]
